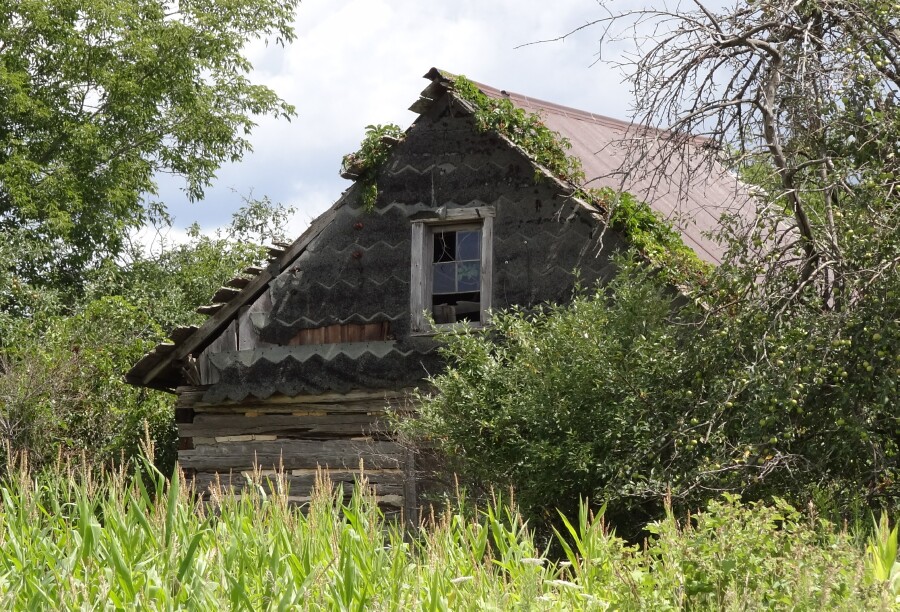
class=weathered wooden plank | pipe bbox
[181,454,402,472]
[237,306,259,351]
[480,214,494,323]
[191,401,410,416]
[196,303,225,316]
[403,447,418,528]
[197,351,211,385]
[410,222,426,332]
[179,440,404,471]
[185,439,402,455]
[194,389,412,407]
[170,326,199,344]
[285,322,393,346]
[179,414,385,438]
[189,470,406,493]
[175,386,207,406]
[226,277,251,289]
[212,286,241,303]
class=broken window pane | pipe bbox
[457,261,480,292]
[433,262,456,294]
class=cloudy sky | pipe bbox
[156,0,643,239]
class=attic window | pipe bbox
[410,207,494,332]
[432,229,481,323]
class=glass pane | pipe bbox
[456,230,481,261]
[457,261,480,292]
[433,231,456,263]
[433,262,456,294]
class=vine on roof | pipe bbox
[449,74,709,285]
[341,123,405,211]
[452,75,585,184]
[588,187,710,285]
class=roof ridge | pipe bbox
[423,66,708,145]
[476,82,636,131]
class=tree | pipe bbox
[570,0,900,309]
[0,197,290,472]
[0,0,299,290]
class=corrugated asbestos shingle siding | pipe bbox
[202,102,619,403]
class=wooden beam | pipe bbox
[195,388,412,408]
[196,304,224,316]
[212,286,242,303]
[226,277,251,289]
[140,202,343,387]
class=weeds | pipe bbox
[0,458,895,609]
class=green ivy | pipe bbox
[449,74,708,284]
[451,75,586,184]
[588,187,710,285]
[342,124,405,211]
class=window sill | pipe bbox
[409,322,490,337]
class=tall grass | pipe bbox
[0,458,896,610]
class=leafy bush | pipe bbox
[0,199,290,472]
[409,258,691,531]
[0,297,175,471]
[409,250,900,535]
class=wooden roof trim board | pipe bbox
[128,193,349,389]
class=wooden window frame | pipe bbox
[410,206,494,334]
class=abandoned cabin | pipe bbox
[126,68,747,518]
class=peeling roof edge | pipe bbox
[124,183,361,393]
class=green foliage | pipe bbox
[341,124,405,211]
[452,75,585,184]
[0,199,286,472]
[409,256,692,532]
[410,250,900,535]
[869,512,900,599]
[0,465,890,608]
[0,297,175,472]
[88,195,292,334]
[0,0,299,288]
[644,494,881,608]
[591,186,710,284]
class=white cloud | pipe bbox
[158,0,634,236]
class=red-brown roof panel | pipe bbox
[469,80,754,265]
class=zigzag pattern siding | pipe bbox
[202,106,619,402]
[203,343,442,403]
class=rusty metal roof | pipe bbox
[419,68,753,265]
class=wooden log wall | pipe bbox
[174,387,417,516]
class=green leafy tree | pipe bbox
[0,295,175,470]
[0,198,289,471]
[0,0,299,290]
[87,195,293,333]
[572,0,900,307]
